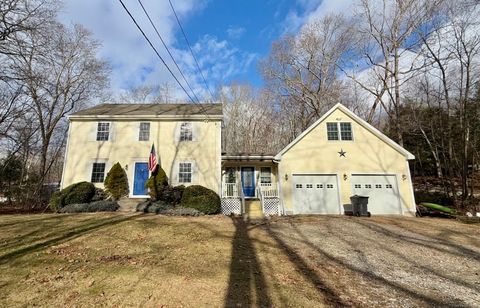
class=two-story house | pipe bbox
[61,103,222,198]
[61,103,417,217]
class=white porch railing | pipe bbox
[222,182,239,198]
[259,183,279,197]
[258,183,281,216]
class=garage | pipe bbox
[292,174,340,214]
[351,174,401,215]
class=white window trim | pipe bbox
[179,122,194,142]
[173,159,197,185]
[138,122,151,141]
[88,159,109,184]
[96,122,111,141]
[326,122,354,141]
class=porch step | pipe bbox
[118,198,146,212]
[245,200,263,219]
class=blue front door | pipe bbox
[241,167,255,197]
[133,163,149,195]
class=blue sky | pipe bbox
[61,0,353,101]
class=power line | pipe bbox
[168,0,215,102]
[137,0,201,104]
[117,0,197,105]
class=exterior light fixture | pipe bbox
[125,164,128,170]
[285,174,288,181]
[402,174,407,181]
[343,173,348,181]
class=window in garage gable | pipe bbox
[327,122,353,141]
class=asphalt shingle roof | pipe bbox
[71,103,222,116]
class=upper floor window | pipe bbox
[260,167,272,184]
[139,122,150,141]
[180,122,193,141]
[179,162,192,183]
[327,122,353,141]
[96,122,110,141]
[91,162,106,183]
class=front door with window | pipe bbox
[241,167,255,197]
[133,162,149,196]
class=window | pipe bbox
[365,184,372,189]
[96,122,110,141]
[306,184,313,188]
[139,122,150,141]
[317,184,323,189]
[354,184,361,188]
[296,184,303,189]
[91,163,106,183]
[180,122,193,141]
[375,184,382,189]
[327,184,334,189]
[260,167,271,184]
[326,122,353,141]
[340,123,353,140]
[179,162,192,183]
[327,123,339,140]
[225,167,236,183]
[386,184,393,189]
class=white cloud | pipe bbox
[226,25,246,39]
[59,0,254,102]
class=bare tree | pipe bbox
[7,21,109,195]
[260,14,353,138]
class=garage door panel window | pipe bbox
[296,184,302,188]
[327,122,353,141]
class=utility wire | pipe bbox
[137,0,201,104]
[117,0,197,105]
[168,0,215,102]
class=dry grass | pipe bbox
[0,213,478,307]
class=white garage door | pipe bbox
[292,174,340,214]
[351,174,401,215]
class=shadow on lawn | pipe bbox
[0,214,140,265]
[224,216,272,308]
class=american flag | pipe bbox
[148,143,157,172]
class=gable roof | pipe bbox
[69,103,222,120]
[275,103,415,160]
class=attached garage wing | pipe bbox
[351,174,402,215]
[292,174,340,214]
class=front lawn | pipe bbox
[0,214,478,307]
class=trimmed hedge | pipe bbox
[136,200,171,214]
[104,162,129,200]
[49,182,96,212]
[59,200,119,213]
[180,185,221,214]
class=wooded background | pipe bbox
[1,0,479,209]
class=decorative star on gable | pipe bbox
[338,149,346,157]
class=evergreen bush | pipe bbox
[145,166,168,200]
[104,162,129,201]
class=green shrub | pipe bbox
[104,162,129,201]
[59,200,119,213]
[136,200,171,214]
[145,166,168,200]
[91,188,107,201]
[49,182,95,212]
[162,206,203,216]
[180,185,221,214]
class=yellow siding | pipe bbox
[278,108,416,215]
[62,119,221,196]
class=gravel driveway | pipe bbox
[265,216,480,307]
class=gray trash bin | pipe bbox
[350,195,371,217]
